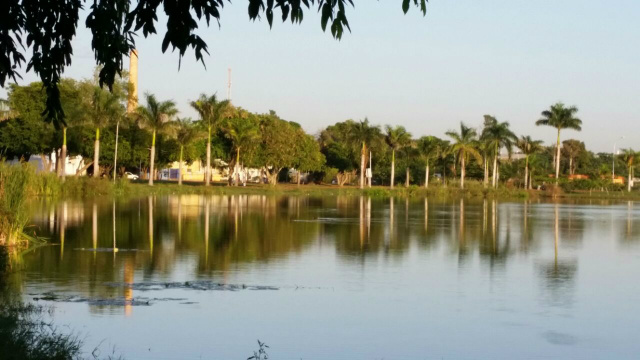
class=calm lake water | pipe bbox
[14,195,640,359]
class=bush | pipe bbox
[322,167,339,184]
[0,163,35,246]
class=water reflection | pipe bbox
[23,197,640,315]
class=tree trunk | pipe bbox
[179,145,184,186]
[149,131,156,186]
[555,128,561,183]
[390,150,395,189]
[424,163,429,189]
[628,168,632,192]
[113,120,119,181]
[569,156,573,175]
[460,155,465,189]
[360,142,365,189]
[60,127,67,181]
[205,125,211,186]
[76,161,94,176]
[483,155,488,188]
[405,167,410,187]
[94,127,100,178]
[267,167,281,185]
[492,151,498,188]
[524,155,529,189]
[41,153,50,173]
[297,171,301,185]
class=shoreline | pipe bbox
[94,180,640,202]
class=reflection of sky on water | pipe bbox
[18,196,640,359]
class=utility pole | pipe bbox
[227,68,232,101]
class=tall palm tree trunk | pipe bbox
[360,142,365,189]
[93,128,100,178]
[149,131,156,186]
[460,155,465,189]
[628,166,632,192]
[492,152,498,188]
[113,120,119,182]
[555,128,561,183]
[524,155,529,189]
[483,155,488,188]
[405,167,410,187]
[424,162,429,189]
[235,148,240,186]
[390,150,395,189]
[179,145,184,186]
[205,125,211,186]
[59,127,67,181]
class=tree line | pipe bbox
[1,75,639,191]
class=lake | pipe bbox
[15,195,640,359]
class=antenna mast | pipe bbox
[227,68,232,101]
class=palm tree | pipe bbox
[516,136,543,189]
[135,93,178,186]
[175,118,202,186]
[417,136,440,188]
[481,117,517,188]
[437,140,452,186]
[385,125,412,188]
[446,123,482,189]
[223,116,260,185]
[561,139,585,176]
[190,94,233,186]
[350,118,380,188]
[89,87,124,178]
[536,102,582,183]
[401,142,417,187]
[620,149,637,192]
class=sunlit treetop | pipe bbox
[0,0,428,129]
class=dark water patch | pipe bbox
[104,281,279,292]
[541,330,578,346]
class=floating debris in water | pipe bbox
[104,281,279,292]
[73,248,148,252]
[29,292,187,306]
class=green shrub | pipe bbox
[322,167,339,184]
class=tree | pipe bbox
[293,134,326,185]
[0,98,11,121]
[0,1,428,128]
[175,118,202,186]
[620,149,637,192]
[135,93,178,185]
[516,136,543,189]
[561,139,585,176]
[446,123,482,189]
[416,136,441,188]
[351,118,381,188]
[190,94,232,185]
[222,115,260,185]
[319,120,360,186]
[481,117,516,188]
[536,103,582,183]
[385,125,412,188]
[87,86,125,178]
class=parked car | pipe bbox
[125,172,139,180]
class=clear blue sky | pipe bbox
[2,0,639,152]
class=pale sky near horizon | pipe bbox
[1,0,639,152]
